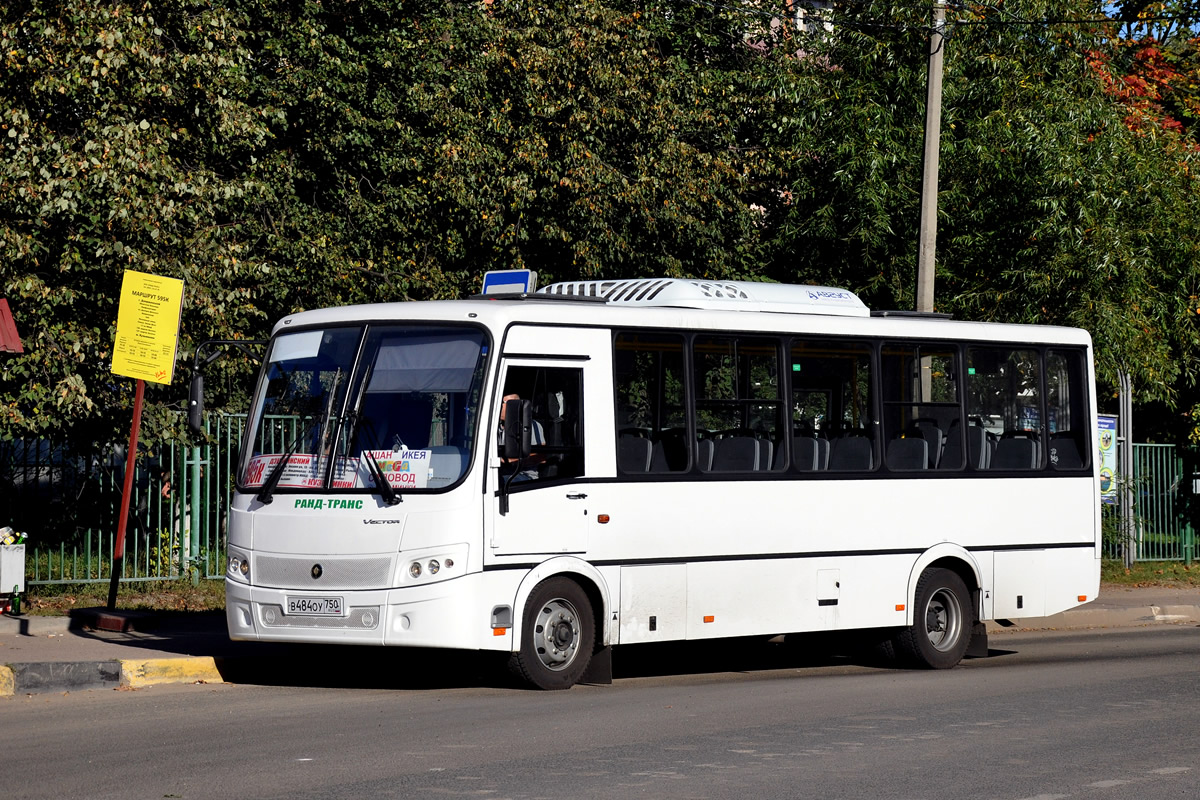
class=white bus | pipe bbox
[220,278,1100,689]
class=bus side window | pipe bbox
[501,366,585,482]
[790,339,876,471]
[967,347,1044,471]
[1046,349,1091,471]
[880,343,962,471]
[693,335,785,473]
[614,332,689,474]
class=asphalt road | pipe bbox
[5,625,1200,800]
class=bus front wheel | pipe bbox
[894,568,971,669]
[509,577,595,690]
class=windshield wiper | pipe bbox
[362,450,402,505]
[256,418,318,505]
[343,407,401,505]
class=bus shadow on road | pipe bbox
[609,632,1021,681]
[214,635,882,691]
[611,632,891,680]
[213,633,1021,691]
[214,645,518,691]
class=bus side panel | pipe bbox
[992,550,1047,618]
[683,556,912,639]
[618,564,687,643]
[992,547,1099,620]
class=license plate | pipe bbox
[286,596,344,616]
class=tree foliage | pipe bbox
[771,0,1200,415]
[1102,0,1200,134]
[1,0,278,446]
[2,0,1200,453]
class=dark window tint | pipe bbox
[881,344,963,471]
[614,332,688,473]
[693,336,784,472]
[968,347,1042,470]
[789,340,876,471]
[500,366,585,482]
[1046,349,1090,471]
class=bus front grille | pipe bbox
[254,555,394,590]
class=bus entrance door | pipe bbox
[489,357,591,556]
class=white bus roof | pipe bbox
[539,278,870,317]
[271,281,1091,348]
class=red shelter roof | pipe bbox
[0,299,24,354]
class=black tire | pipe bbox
[893,568,972,669]
[509,577,595,690]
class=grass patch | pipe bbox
[22,579,225,616]
[1101,559,1200,588]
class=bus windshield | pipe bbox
[240,325,489,493]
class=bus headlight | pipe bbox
[227,550,251,584]
[402,544,467,585]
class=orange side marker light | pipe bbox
[896,604,905,612]
[703,615,715,623]
[493,627,507,636]
[597,514,610,524]
[1078,595,1088,602]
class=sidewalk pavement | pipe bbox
[2,585,1198,697]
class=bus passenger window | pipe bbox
[694,335,784,473]
[614,332,688,473]
[967,347,1043,470]
[790,340,876,471]
[1046,349,1090,471]
[880,343,962,471]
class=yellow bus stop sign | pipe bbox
[111,270,185,385]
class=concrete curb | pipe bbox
[1,656,226,697]
[0,615,71,636]
[121,656,225,688]
[4,660,123,694]
[985,604,1200,633]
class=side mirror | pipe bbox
[187,372,204,434]
[502,399,532,460]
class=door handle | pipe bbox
[566,493,588,500]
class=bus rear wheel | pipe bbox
[509,577,595,690]
[894,568,971,669]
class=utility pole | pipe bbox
[916,0,947,313]
[1119,370,1136,569]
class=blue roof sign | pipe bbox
[481,270,538,295]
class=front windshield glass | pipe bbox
[240,325,488,493]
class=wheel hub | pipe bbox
[925,588,962,652]
[533,599,580,671]
[926,603,946,634]
[551,619,574,649]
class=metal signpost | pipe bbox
[107,270,185,608]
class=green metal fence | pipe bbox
[1127,443,1194,563]
[1100,443,1196,564]
[0,414,248,585]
